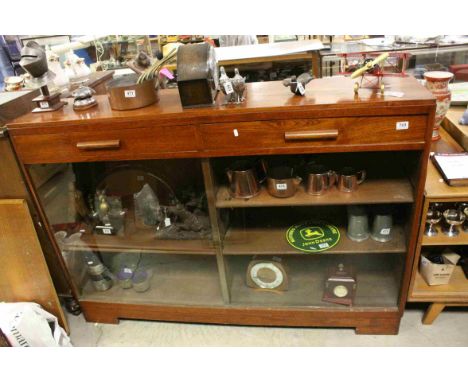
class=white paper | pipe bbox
[434,154,468,179]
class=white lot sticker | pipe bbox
[233,129,239,137]
[396,121,409,130]
[380,228,391,235]
[296,82,305,95]
[164,217,171,227]
[276,183,288,190]
[124,90,136,98]
[224,82,234,94]
[39,101,49,109]
[103,228,112,235]
[319,243,330,249]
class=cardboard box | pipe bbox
[420,251,461,286]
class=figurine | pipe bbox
[71,85,97,111]
[218,66,235,104]
[90,190,126,235]
[19,41,66,113]
[133,183,164,227]
[231,68,246,104]
[283,72,313,96]
[155,198,211,240]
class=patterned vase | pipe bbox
[424,71,454,141]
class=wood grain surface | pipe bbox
[0,200,67,331]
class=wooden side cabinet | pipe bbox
[408,127,468,324]
[7,77,435,334]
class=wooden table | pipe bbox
[68,70,114,95]
[443,107,468,151]
[407,117,468,324]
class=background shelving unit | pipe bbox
[408,126,468,324]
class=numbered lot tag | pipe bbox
[396,121,409,130]
[39,101,49,109]
[223,82,234,94]
[296,82,305,95]
[276,183,288,190]
[380,228,391,235]
[124,90,136,98]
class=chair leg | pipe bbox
[422,303,445,325]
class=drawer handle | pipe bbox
[76,140,121,150]
[284,130,339,141]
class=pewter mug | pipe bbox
[266,166,302,198]
[371,213,393,242]
[337,167,366,193]
[304,164,336,195]
[347,205,369,242]
[226,159,265,199]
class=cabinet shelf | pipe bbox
[80,255,223,305]
[63,229,215,255]
[421,228,468,246]
[216,179,414,208]
[410,267,468,302]
[223,225,406,255]
[228,256,400,309]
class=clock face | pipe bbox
[333,285,349,298]
[250,262,284,289]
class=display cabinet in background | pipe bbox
[408,126,468,324]
[7,76,435,334]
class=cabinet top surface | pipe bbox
[426,121,468,199]
[7,76,434,131]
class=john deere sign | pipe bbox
[286,221,340,253]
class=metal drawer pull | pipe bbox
[76,140,121,150]
[284,130,339,141]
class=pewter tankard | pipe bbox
[304,164,336,195]
[337,167,366,192]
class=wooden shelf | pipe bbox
[223,225,406,255]
[422,227,468,246]
[229,256,400,309]
[410,267,468,302]
[81,254,223,306]
[63,229,215,255]
[216,179,414,208]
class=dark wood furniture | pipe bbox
[7,76,435,334]
[407,124,468,324]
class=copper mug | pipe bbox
[266,166,302,198]
[337,167,366,193]
[226,159,266,199]
[304,164,336,195]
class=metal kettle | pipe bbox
[266,166,302,198]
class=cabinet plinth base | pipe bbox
[355,318,400,335]
[80,301,401,334]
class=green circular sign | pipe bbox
[286,220,340,253]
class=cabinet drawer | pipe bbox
[12,125,199,164]
[200,116,428,153]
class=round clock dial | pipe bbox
[250,262,284,289]
[333,285,349,298]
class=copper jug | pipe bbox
[226,160,265,199]
[266,166,302,198]
[304,164,336,195]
